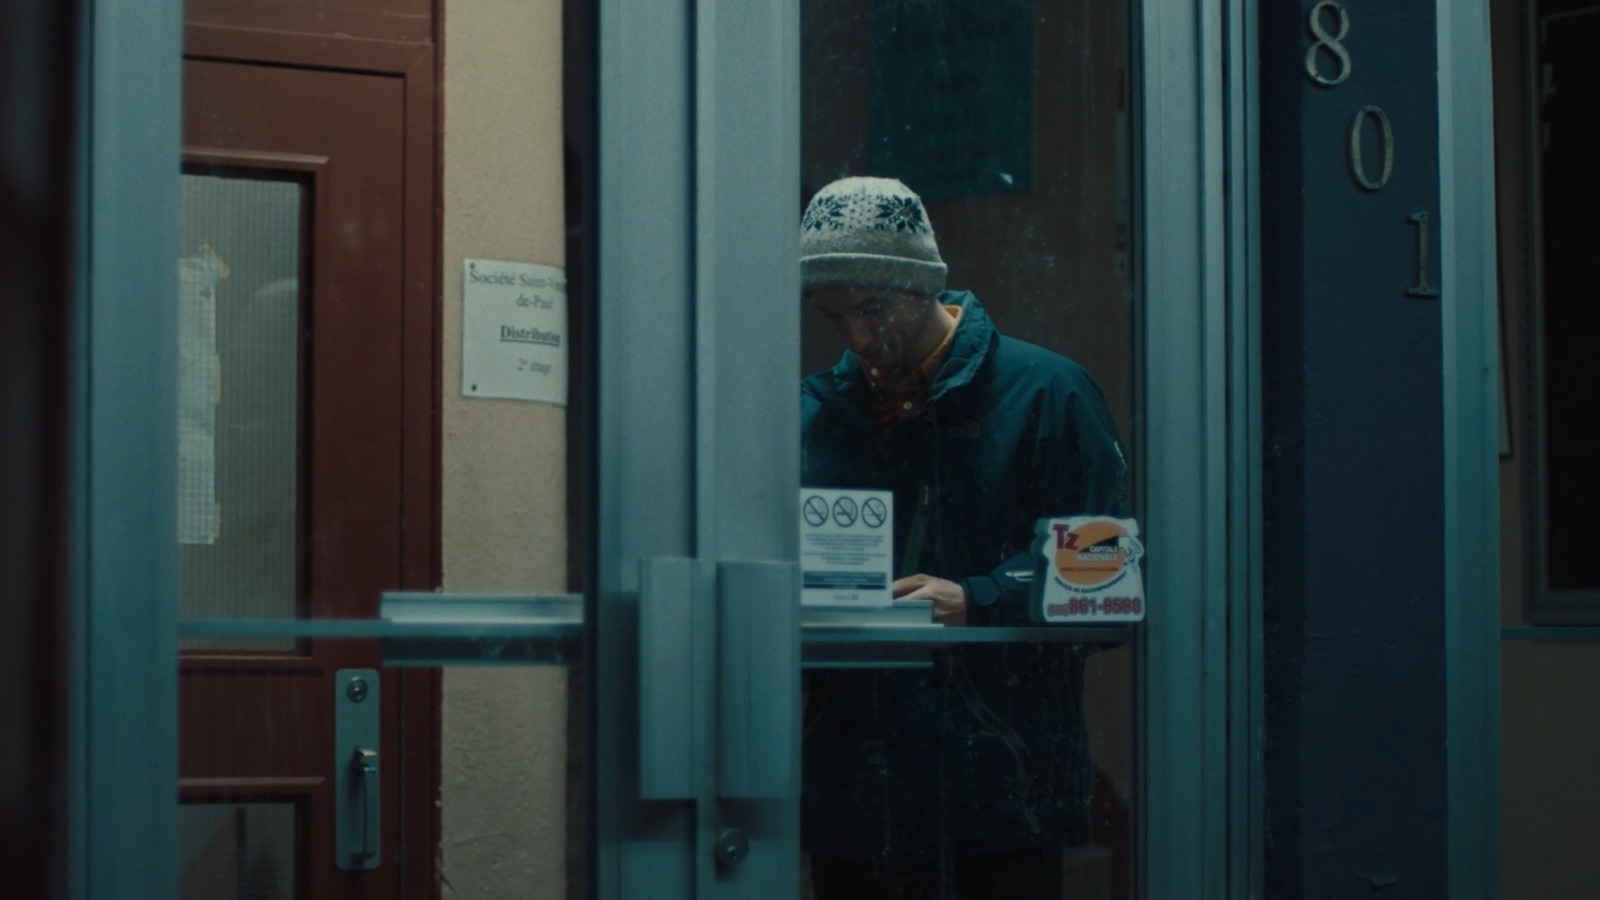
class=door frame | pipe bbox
[76,0,183,895]
[1438,0,1502,896]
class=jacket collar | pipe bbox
[806,290,997,416]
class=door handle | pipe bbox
[350,748,379,864]
[637,559,798,801]
[717,560,799,799]
[638,558,712,800]
[335,669,381,870]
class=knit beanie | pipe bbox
[800,176,948,295]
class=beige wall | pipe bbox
[1493,0,1600,895]
[440,0,569,896]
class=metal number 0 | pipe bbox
[1305,0,1353,87]
[1348,105,1394,192]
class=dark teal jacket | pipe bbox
[800,292,1128,859]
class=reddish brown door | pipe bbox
[176,58,411,899]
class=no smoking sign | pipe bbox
[799,488,894,608]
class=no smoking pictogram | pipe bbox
[831,496,858,528]
[803,495,829,528]
[861,497,887,528]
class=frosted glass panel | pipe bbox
[177,173,303,638]
[178,802,297,900]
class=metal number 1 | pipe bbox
[1405,212,1440,299]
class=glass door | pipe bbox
[593,0,1247,897]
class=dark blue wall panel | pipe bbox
[1261,1,1447,896]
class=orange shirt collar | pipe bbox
[863,305,963,389]
[917,304,963,384]
[863,305,962,428]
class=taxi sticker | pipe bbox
[1031,516,1146,623]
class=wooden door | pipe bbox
[176,58,416,899]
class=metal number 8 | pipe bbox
[1305,0,1353,87]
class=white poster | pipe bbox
[800,488,894,608]
[462,259,568,405]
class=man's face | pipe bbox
[807,286,936,375]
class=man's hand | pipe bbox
[893,574,968,627]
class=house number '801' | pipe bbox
[1308,1,1433,295]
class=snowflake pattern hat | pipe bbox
[800,176,948,295]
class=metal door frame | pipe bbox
[74,0,183,897]
[1438,1,1502,896]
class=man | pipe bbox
[799,176,1128,898]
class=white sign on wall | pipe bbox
[462,259,568,405]
[800,488,894,608]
